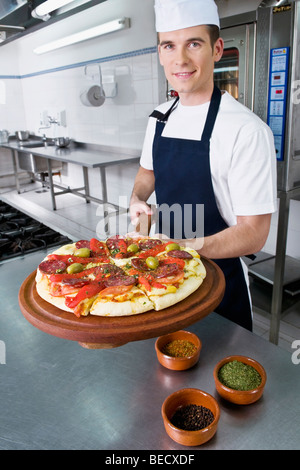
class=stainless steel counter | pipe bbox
[0,250,299,450]
[0,140,140,213]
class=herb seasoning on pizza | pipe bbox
[35,236,206,317]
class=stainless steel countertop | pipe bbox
[1,140,140,168]
[0,250,299,450]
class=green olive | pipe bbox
[146,256,159,269]
[67,263,83,274]
[127,243,139,253]
[74,247,91,257]
[165,243,180,252]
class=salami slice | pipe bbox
[93,263,124,276]
[106,235,124,250]
[39,259,67,274]
[104,275,137,287]
[131,258,152,271]
[138,238,162,250]
[167,249,193,259]
[75,240,90,249]
[152,263,180,278]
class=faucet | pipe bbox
[48,116,60,126]
[38,125,50,133]
[38,115,61,141]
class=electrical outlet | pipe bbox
[40,110,49,126]
[59,110,67,127]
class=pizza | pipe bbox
[35,236,206,318]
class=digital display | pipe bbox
[267,47,289,161]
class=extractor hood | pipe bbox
[0,0,106,44]
[0,1,44,33]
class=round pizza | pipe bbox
[35,236,206,317]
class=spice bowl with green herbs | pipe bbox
[213,355,267,405]
[161,388,220,446]
[155,330,201,371]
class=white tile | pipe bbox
[132,53,152,80]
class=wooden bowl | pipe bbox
[155,330,201,371]
[161,388,220,446]
[213,355,267,405]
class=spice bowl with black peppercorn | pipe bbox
[161,388,220,446]
[155,330,202,371]
[213,355,267,405]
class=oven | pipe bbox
[217,1,300,192]
[214,23,256,110]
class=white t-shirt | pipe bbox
[140,91,277,227]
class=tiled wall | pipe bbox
[0,47,162,204]
[0,0,160,199]
[20,48,160,149]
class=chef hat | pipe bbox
[154,0,220,32]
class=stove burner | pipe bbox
[0,201,72,261]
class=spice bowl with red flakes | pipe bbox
[161,388,220,446]
[155,330,202,371]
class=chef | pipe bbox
[129,0,277,331]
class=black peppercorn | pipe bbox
[171,404,214,431]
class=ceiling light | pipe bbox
[32,0,80,21]
[33,17,130,54]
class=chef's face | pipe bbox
[158,25,223,105]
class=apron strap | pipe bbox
[201,85,222,142]
[149,85,221,141]
[149,96,179,122]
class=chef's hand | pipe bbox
[153,233,204,252]
[129,200,153,228]
[128,200,154,237]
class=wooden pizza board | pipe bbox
[18,257,225,349]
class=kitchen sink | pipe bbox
[17,150,62,173]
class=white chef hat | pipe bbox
[154,0,220,32]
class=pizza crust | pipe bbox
[90,288,155,317]
[35,274,74,313]
[147,275,204,311]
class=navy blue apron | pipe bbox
[151,85,253,331]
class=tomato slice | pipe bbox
[150,280,166,290]
[112,239,128,259]
[90,238,110,256]
[65,282,105,308]
[98,284,133,298]
[155,271,185,285]
[138,276,152,291]
[137,243,169,259]
[50,283,88,297]
[163,256,185,270]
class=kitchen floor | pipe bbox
[1,179,299,355]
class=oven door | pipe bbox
[215,23,256,110]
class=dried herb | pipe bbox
[171,404,214,431]
[218,360,262,391]
[162,339,197,357]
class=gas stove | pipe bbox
[0,201,72,261]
